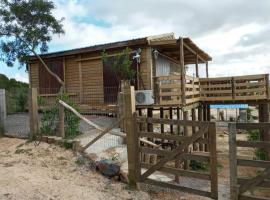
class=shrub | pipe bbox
[15,92,28,112]
[247,129,268,160]
[39,93,81,139]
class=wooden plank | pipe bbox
[141,163,211,180]
[139,131,189,142]
[140,125,208,181]
[239,167,270,194]
[140,147,210,162]
[159,84,182,89]
[239,195,270,200]
[236,141,270,149]
[200,83,232,88]
[238,178,270,188]
[236,123,270,130]
[144,178,212,198]
[136,116,211,127]
[234,74,267,80]
[156,75,181,81]
[200,90,232,94]
[209,123,218,199]
[237,159,270,168]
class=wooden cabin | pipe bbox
[28,33,270,113]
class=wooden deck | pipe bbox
[155,74,269,105]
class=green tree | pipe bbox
[0,0,64,86]
[102,47,135,82]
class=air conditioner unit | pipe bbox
[135,90,154,105]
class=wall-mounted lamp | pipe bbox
[153,49,159,59]
[133,48,141,63]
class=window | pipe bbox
[38,59,64,94]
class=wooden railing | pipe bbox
[154,75,182,105]
[185,75,200,104]
[154,74,269,105]
[200,74,269,101]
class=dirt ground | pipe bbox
[0,137,208,200]
[0,129,269,200]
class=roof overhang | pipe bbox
[149,37,212,64]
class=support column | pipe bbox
[198,105,204,151]
[123,81,140,187]
[179,37,186,105]
[206,61,209,78]
[29,88,39,139]
[259,103,270,158]
[195,54,199,78]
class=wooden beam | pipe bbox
[179,37,186,105]
[206,61,209,78]
[183,42,206,62]
[195,54,199,78]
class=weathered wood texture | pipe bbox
[28,88,39,138]
[229,122,270,200]
[134,114,218,199]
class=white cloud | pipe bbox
[12,73,29,83]
[47,0,270,78]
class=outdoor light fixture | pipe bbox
[133,48,141,63]
[153,49,159,59]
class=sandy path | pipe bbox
[0,138,150,200]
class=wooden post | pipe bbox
[209,122,218,199]
[176,107,180,134]
[169,107,173,133]
[29,88,39,139]
[59,103,65,138]
[147,108,153,132]
[265,74,269,99]
[259,103,270,158]
[195,54,199,78]
[183,110,189,169]
[198,105,204,151]
[229,123,239,200]
[160,107,164,133]
[191,108,196,151]
[0,89,6,127]
[179,37,186,105]
[123,81,140,187]
[206,61,209,78]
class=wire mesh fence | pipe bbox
[2,88,30,138]
[38,87,122,146]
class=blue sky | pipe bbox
[1,0,270,83]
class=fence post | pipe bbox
[59,103,65,138]
[123,81,140,187]
[29,88,39,138]
[229,123,239,200]
[0,89,6,128]
[209,122,218,199]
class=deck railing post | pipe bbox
[29,88,39,139]
[229,123,239,200]
[123,81,140,187]
[265,74,269,99]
